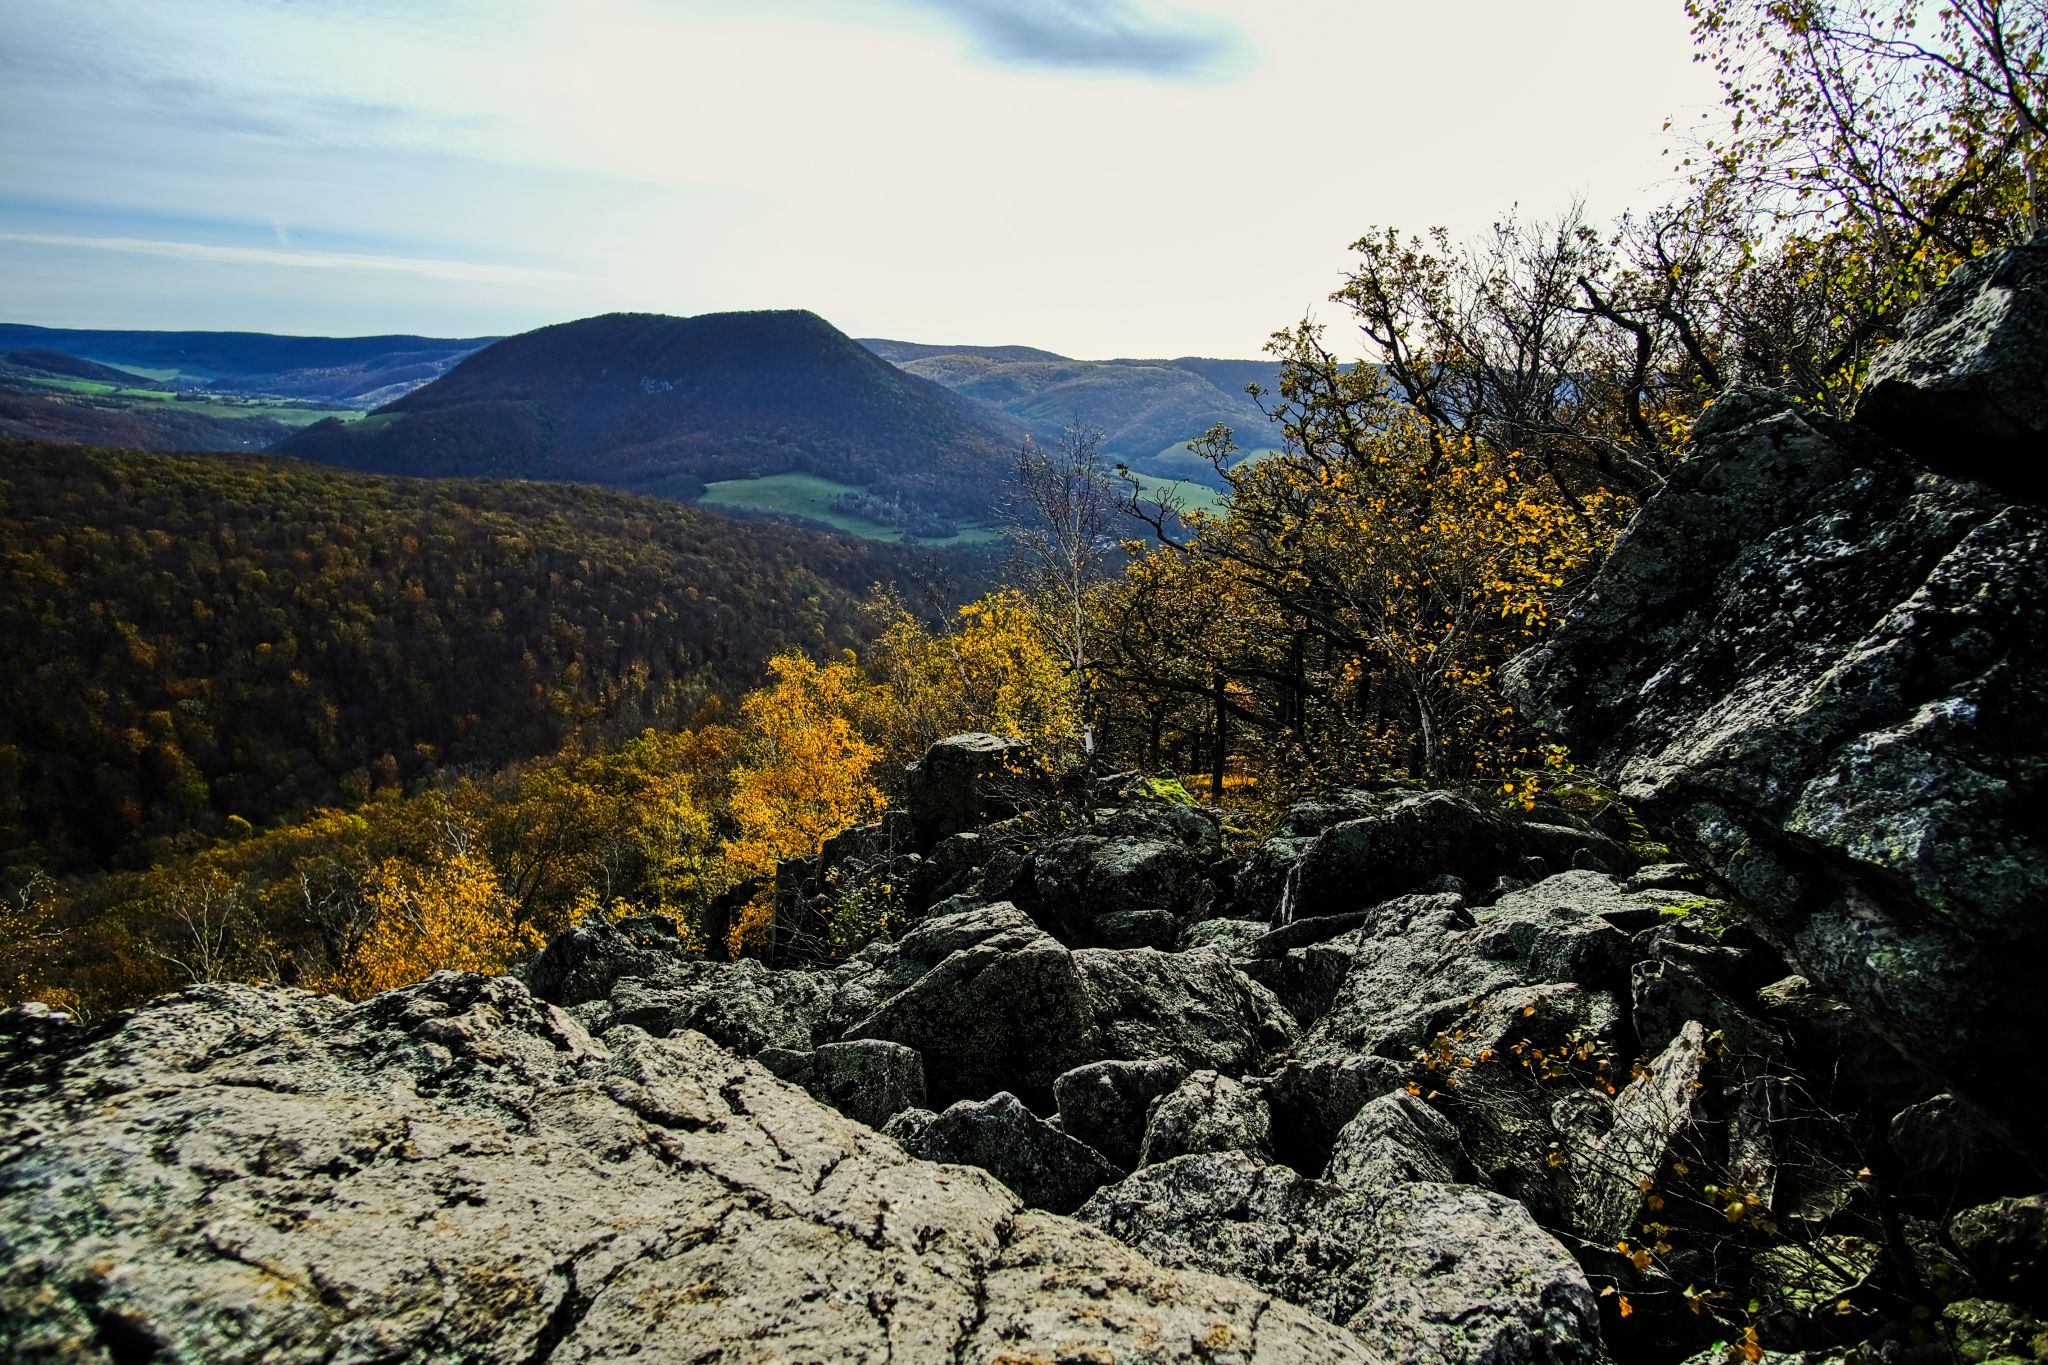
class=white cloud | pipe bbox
[0,232,584,285]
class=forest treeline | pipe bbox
[3,0,2040,1022]
[0,439,973,874]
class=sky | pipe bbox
[0,1,1724,359]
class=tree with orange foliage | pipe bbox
[316,838,537,1000]
[719,652,889,957]
[1113,353,1624,792]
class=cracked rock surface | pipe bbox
[0,973,1374,1364]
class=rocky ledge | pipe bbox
[0,974,1368,1363]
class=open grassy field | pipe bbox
[1143,441,1283,475]
[20,376,359,427]
[28,377,175,400]
[700,471,1001,545]
[1124,473,1229,519]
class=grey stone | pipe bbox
[1079,1153,1604,1364]
[844,916,1294,1111]
[1294,878,1626,1067]
[1246,790,1632,923]
[1261,1055,1411,1176]
[1324,1090,1463,1189]
[1889,1092,2028,1207]
[1569,1021,1707,1242]
[1093,907,1182,949]
[1242,941,1356,1029]
[525,913,693,1006]
[0,974,1374,1364]
[1631,949,1780,1068]
[896,1091,1122,1215]
[904,732,1024,846]
[1625,863,1705,893]
[1951,1193,2048,1309]
[602,956,831,1055]
[844,921,1094,1110]
[1753,974,1924,1117]
[1506,372,2048,1147]
[1182,917,1271,955]
[1072,945,1299,1076]
[754,1038,926,1129]
[1140,1069,1275,1166]
[1052,1056,1189,1171]
[1029,832,1212,942]
[1855,233,2048,498]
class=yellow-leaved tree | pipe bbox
[1106,353,1626,795]
[720,651,889,957]
[860,590,1082,773]
[317,842,537,999]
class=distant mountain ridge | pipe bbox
[0,324,494,407]
[0,348,154,386]
[859,337,1280,469]
[279,310,1028,520]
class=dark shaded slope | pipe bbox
[0,349,153,385]
[0,385,296,452]
[0,324,493,401]
[279,311,1027,519]
[0,438,931,872]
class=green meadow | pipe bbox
[700,471,1000,546]
[22,376,360,427]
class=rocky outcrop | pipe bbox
[756,1037,926,1128]
[834,906,1296,1110]
[1507,290,2048,1149]
[1139,1069,1276,1166]
[1237,789,1633,923]
[903,731,1024,846]
[1052,1055,1190,1170]
[1854,231,2047,498]
[1323,1089,1463,1190]
[887,1091,1122,1215]
[1078,1153,1604,1364]
[0,974,1373,1363]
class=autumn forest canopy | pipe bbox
[3,0,2044,1025]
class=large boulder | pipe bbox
[842,915,1096,1109]
[842,909,1295,1110]
[1240,790,1632,923]
[1507,365,2048,1152]
[1293,877,1631,1067]
[1027,833,1211,941]
[1855,232,2048,498]
[1071,945,1299,1076]
[1079,1152,1605,1364]
[594,956,833,1055]
[755,1037,926,1129]
[0,974,1374,1363]
[525,913,693,1005]
[891,1091,1123,1215]
[1323,1090,1463,1190]
[903,732,1024,847]
[1139,1069,1276,1166]
[1951,1193,2048,1310]
[1052,1056,1190,1171]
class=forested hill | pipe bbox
[277,310,1028,518]
[0,324,494,404]
[860,337,1281,466]
[0,438,939,873]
